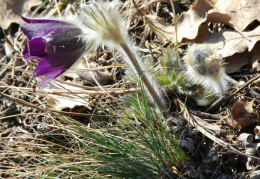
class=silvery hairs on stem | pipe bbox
[80,0,167,112]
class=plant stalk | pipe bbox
[119,42,167,112]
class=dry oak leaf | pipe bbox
[225,42,260,73]
[224,52,250,74]
[195,26,260,58]
[224,98,259,129]
[145,0,213,43]
[213,0,260,31]
[206,8,231,25]
[0,0,42,29]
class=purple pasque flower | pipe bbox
[20,15,87,86]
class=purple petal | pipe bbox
[34,57,66,86]
[38,69,62,86]
[44,27,84,56]
[34,49,84,85]
[23,38,47,60]
[20,16,78,39]
[21,15,62,24]
[34,57,67,77]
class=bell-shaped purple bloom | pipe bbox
[20,16,87,86]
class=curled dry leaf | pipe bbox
[179,138,194,154]
[244,143,260,171]
[47,94,91,111]
[224,98,259,129]
[246,146,257,171]
[254,126,260,139]
[250,170,260,179]
[0,0,42,29]
[44,82,92,111]
[145,0,232,43]
[231,99,259,119]
[237,133,253,147]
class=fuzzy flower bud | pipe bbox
[20,15,90,86]
[80,0,126,46]
[184,44,235,96]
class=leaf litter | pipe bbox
[0,0,260,178]
[147,0,260,73]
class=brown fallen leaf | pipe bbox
[175,0,213,42]
[145,0,213,43]
[254,126,260,139]
[145,15,175,43]
[224,98,259,129]
[0,0,42,29]
[195,26,260,58]
[47,94,92,111]
[224,52,249,73]
[231,98,259,119]
[42,80,92,111]
[206,8,231,25]
[212,42,260,73]
[213,0,260,31]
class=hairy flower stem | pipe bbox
[119,42,167,112]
